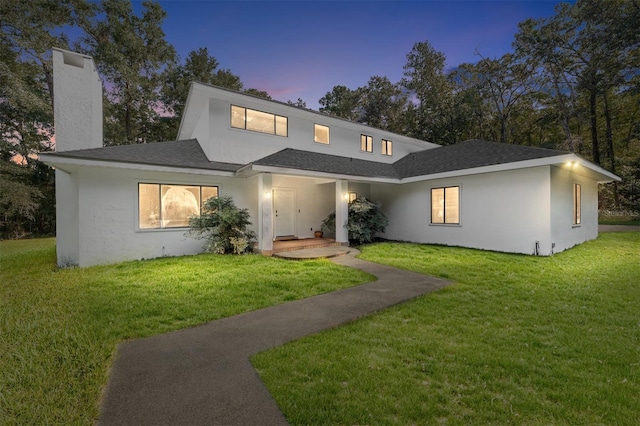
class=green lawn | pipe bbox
[253,232,640,425]
[0,238,372,425]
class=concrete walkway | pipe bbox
[98,251,451,425]
[599,224,640,232]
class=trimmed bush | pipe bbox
[189,195,256,254]
[322,197,389,245]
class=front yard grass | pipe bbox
[253,232,640,425]
[0,238,372,425]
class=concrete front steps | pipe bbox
[272,238,350,260]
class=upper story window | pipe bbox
[360,134,373,152]
[231,105,287,137]
[573,183,581,225]
[139,183,219,229]
[431,186,460,225]
[314,124,330,144]
[382,139,393,156]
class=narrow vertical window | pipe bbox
[314,124,330,144]
[382,139,393,156]
[360,134,373,152]
[573,183,581,225]
[431,186,460,225]
[348,191,358,203]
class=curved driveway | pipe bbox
[98,252,451,425]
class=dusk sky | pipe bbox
[156,1,569,109]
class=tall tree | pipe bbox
[457,53,539,144]
[159,47,243,140]
[401,41,453,143]
[0,0,75,237]
[318,85,361,121]
[359,76,407,132]
[77,0,176,145]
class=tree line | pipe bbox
[1,0,638,239]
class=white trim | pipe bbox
[38,154,237,177]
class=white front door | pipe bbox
[273,188,296,237]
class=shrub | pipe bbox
[322,197,389,245]
[189,195,256,254]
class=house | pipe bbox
[39,49,620,267]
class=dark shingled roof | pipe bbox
[394,139,569,178]
[253,148,400,179]
[43,139,243,172]
[253,140,568,179]
[43,139,570,179]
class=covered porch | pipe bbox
[254,173,353,255]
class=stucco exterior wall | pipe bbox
[550,165,599,253]
[271,175,336,238]
[182,85,438,165]
[70,166,256,267]
[55,169,80,266]
[372,167,554,255]
[52,49,102,152]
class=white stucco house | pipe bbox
[39,49,620,267]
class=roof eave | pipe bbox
[38,154,238,177]
[248,164,399,183]
[399,153,621,183]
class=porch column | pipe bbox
[258,173,273,254]
[335,179,349,244]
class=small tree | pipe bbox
[322,197,389,245]
[188,195,256,254]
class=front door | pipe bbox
[273,188,296,237]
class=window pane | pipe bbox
[275,115,288,136]
[445,186,459,224]
[431,188,445,224]
[231,105,246,129]
[574,184,581,225]
[360,135,372,152]
[315,124,329,144]
[139,184,160,229]
[201,186,219,211]
[161,185,200,228]
[246,109,275,134]
[382,139,393,155]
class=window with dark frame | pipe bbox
[431,186,460,224]
[382,139,393,156]
[573,183,581,225]
[230,105,287,137]
[360,134,373,152]
[138,183,219,229]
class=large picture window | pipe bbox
[431,186,460,224]
[139,184,219,229]
[573,183,581,225]
[231,105,287,137]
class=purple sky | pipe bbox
[158,1,567,109]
